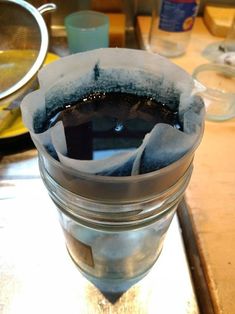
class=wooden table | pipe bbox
[137,16,235,314]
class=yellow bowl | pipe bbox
[0,52,60,139]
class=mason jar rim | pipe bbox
[39,155,193,229]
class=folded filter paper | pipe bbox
[21,48,204,176]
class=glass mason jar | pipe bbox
[38,140,197,293]
[21,48,204,294]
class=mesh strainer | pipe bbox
[0,0,56,101]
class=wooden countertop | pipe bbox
[137,16,235,314]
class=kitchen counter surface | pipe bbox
[0,16,234,314]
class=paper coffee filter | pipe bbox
[21,48,204,176]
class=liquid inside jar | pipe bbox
[47,92,181,160]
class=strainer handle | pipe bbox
[38,3,56,15]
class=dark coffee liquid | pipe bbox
[49,92,181,160]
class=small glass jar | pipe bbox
[193,63,235,121]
